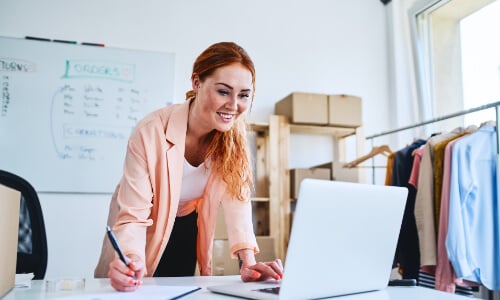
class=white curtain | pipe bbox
[383,0,435,146]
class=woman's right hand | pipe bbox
[108,254,145,292]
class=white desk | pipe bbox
[5,275,470,299]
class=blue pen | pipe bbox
[106,225,136,279]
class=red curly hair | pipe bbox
[185,42,255,201]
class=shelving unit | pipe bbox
[249,115,365,260]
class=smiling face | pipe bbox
[190,63,253,133]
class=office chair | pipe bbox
[0,170,47,279]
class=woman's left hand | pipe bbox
[240,258,284,282]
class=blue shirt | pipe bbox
[446,124,499,289]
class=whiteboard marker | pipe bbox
[25,36,51,42]
[81,42,105,47]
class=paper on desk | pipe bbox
[56,285,201,300]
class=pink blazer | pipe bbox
[94,99,259,277]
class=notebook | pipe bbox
[208,179,408,300]
[0,184,21,298]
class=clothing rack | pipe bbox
[366,101,500,150]
[365,100,500,300]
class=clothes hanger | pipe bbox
[343,145,393,168]
[479,120,496,127]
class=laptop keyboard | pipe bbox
[256,287,281,295]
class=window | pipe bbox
[410,0,499,128]
[461,1,500,124]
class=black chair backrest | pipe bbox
[0,170,47,279]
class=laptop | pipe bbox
[208,179,408,300]
[0,184,21,298]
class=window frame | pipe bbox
[407,0,496,127]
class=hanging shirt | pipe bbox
[391,139,427,279]
[415,127,464,268]
[446,124,499,290]
[435,135,469,292]
[408,145,425,188]
[384,152,395,186]
[433,130,474,233]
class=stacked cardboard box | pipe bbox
[290,167,331,199]
[274,92,362,128]
[213,208,276,275]
[314,161,360,183]
[212,237,275,275]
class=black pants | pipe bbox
[153,211,198,277]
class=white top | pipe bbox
[180,159,210,203]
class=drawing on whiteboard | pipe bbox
[1,75,10,117]
[63,60,135,82]
[1,58,36,117]
[0,36,175,193]
[0,57,37,72]
[50,82,144,160]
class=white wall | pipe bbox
[0,0,391,278]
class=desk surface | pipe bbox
[5,275,469,299]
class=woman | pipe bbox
[94,42,283,292]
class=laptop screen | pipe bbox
[208,179,408,300]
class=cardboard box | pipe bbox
[313,161,360,183]
[332,161,360,182]
[212,237,276,275]
[275,92,328,125]
[290,168,331,199]
[328,94,362,127]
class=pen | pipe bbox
[53,39,77,44]
[81,42,105,47]
[106,225,136,279]
[25,36,51,42]
[169,287,202,300]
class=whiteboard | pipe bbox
[0,36,175,193]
